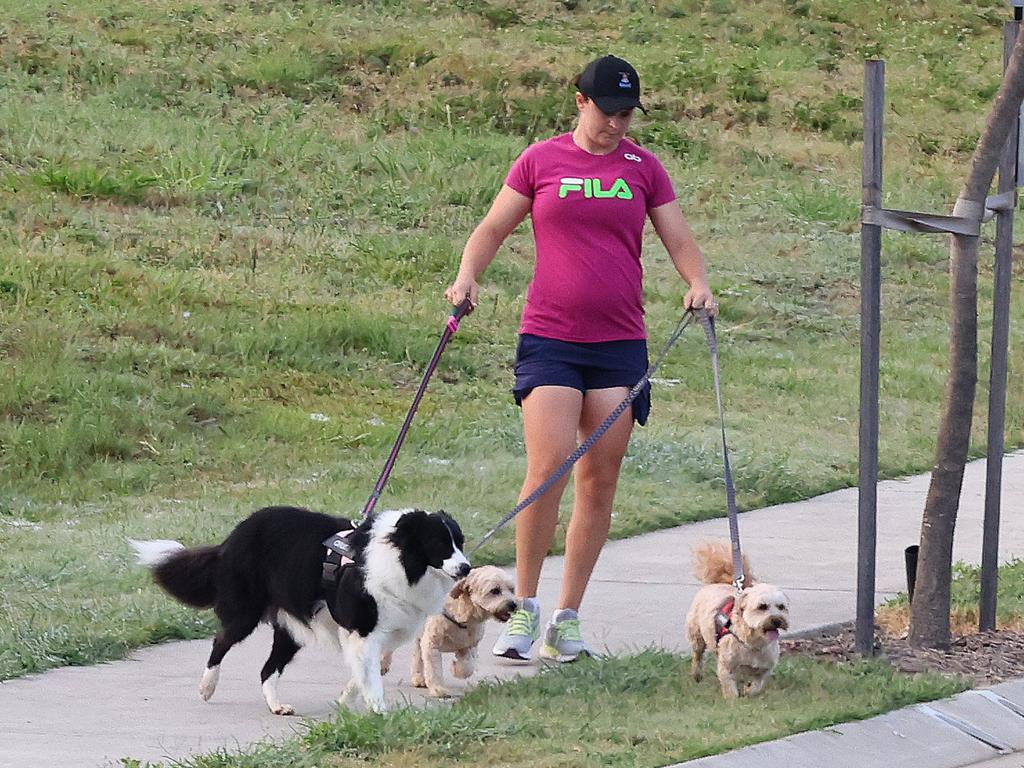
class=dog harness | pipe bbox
[321,529,356,590]
[714,597,735,645]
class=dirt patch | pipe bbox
[783,622,1024,687]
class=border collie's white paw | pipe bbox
[199,666,220,701]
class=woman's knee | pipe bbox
[574,455,624,496]
[525,459,574,486]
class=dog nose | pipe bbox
[456,562,471,579]
[504,600,518,613]
[770,617,783,629]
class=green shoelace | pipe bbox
[506,608,538,637]
[553,618,581,642]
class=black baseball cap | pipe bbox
[576,55,647,115]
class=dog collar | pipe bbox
[442,610,468,630]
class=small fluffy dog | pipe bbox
[686,540,789,699]
[131,505,470,715]
[410,565,517,697]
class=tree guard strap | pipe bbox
[981,190,1017,215]
[860,190,1016,236]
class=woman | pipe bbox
[445,55,716,662]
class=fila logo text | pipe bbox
[558,177,634,199]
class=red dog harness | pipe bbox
[714,597,735,645]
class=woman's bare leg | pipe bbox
[514,386,582,597]
[558,387,633,611]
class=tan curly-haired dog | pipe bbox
[410,565,517,698]
[686,540,789,699]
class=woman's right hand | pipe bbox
[445,277,478,308]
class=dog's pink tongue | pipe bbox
[765,629,780,641]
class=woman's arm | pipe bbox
[445,185,532,307]
[648,201,717,315]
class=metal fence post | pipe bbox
[979,20,1020,632]
[857,60,885,657]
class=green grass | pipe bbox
[2,0,1024,678]
[880,558,1024,633]
[138,651,965,767]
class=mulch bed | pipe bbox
[783,622,1024,686]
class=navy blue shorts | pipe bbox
[512,334,651,425]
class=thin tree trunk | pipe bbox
[909,27,1024,649]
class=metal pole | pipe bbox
[979,20,1020,632]
[857,60,885,657]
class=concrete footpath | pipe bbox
[2,451,1023,768]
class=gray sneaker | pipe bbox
[492,597,540,661]
[539,608,591,663]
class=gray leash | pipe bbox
[469,308,746,594]
[469,310,696,557]
[695,311,744,592]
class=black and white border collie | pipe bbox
[131,506,470,714]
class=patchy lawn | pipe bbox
[149,651,965,768]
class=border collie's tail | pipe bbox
[129,539,220,609]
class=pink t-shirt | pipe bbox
[504,132,677,342]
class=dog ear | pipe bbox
[433,509,466,550]
[735,591,748,613]
[449,576,470,600]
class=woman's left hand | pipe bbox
[684,283,718,317]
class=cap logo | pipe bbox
[618,72,632,89]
